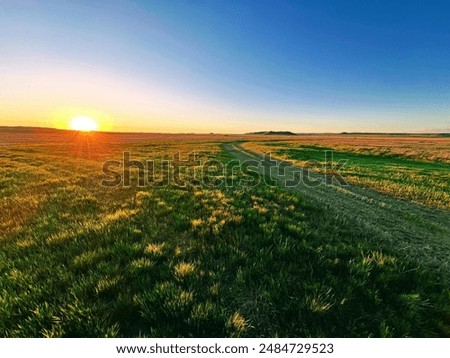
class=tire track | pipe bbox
[223,142,450,281]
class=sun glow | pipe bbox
[70,116,99,131]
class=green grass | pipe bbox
[1,140,449,337]
[251,142,450,210]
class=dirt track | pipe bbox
[224,142,450,282]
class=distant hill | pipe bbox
[0,126,67,133]
[246,131,297,136]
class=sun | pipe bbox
[70,116,99,132]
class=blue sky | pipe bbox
[1,0,449,132]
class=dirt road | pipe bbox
[224,142,450,281]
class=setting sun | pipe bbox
[70,116,99,132]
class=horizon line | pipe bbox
[0,125,449,136]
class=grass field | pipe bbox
[1,128,449,337]
[243,135,450,210]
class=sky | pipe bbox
[1,0,449,133]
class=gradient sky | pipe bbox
[1,0,449,133]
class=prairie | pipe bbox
[243,135,450,210]
[1,128,449,337]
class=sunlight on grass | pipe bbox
[1,135,449,337]
[174,262,196,279]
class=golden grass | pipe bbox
[244,134,450,163]
[174,262,196,278]
[243,136,450,210]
